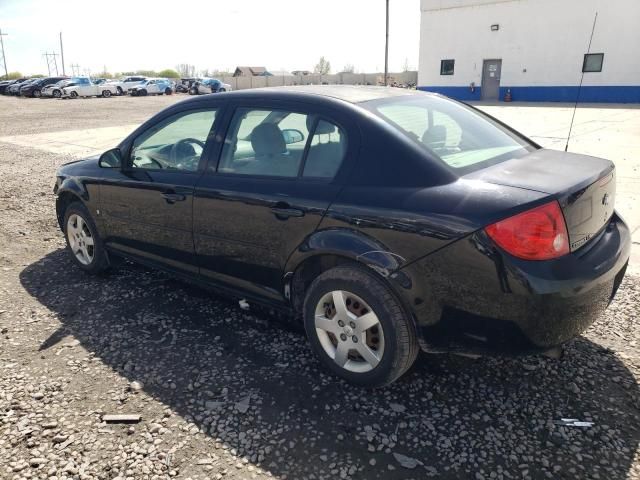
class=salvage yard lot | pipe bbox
[0,94,638,480]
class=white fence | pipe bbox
[217,71,417,90]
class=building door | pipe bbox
[481,59,502,100]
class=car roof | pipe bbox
[183,85,435,105]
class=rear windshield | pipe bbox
[362,95,536,174]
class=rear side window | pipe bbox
[218,109,346,179]
[364,95,535,173]
[303,120,346,178]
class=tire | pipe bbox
[140,89,147,96]
[218,88,226,92]
[69,91,78,98]
[116,86,123,95]
[53,90,62,98]
[165,87,172,95]
[33,89,41,98]
[102,90,111,98]
[63,202,111,274]
[303,265,419,387]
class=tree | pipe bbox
[314,57,331,75]
[30,74,45,78]
[342,64,355,74]
[158,69,180,78]
[176,64,196,78]
[5,71,23,80]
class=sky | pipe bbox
[0,0,420,77]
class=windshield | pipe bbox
[362,95,536,173]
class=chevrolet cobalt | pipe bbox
[54,86,630,386]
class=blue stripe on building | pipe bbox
[419,85,640,103]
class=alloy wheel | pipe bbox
[314,290,385,373]
[66,214,95,265]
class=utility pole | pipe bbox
[59,32,66,75]
[71,63,80,76]
[0,29,8,79]
[384,0,389,86]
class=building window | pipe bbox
[440,59,455,75]
[582,53,604,73]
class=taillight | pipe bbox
[485,201,569,260]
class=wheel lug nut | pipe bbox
[349,321,356,329]
[352,336,358,343]
[340,334,347,341]
[338,320,344,327]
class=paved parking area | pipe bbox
[0,94,638,480]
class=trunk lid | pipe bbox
[466,149,616,252]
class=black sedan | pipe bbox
[53,86,630,386]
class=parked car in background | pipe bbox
[19,76,68,98]
[107,76,147,95]
[0,79,18,94]
[128,78,174,96]
[176,77,200,93]
[7,78,34,95]
[189,78,231,95]
[42,79,76,98]
[62,77,118,98]
[52,86,630,387]
[93,78,108,85]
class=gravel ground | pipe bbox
[0,95,639,480]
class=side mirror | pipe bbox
[99,148,123,168]
[282,129,305,145]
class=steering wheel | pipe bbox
[170,137,206,166]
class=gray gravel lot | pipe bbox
[0,95,639,480]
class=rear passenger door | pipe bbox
[193,101,357,301]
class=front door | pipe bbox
[481,59,502,101]
[100,107,220,274]
[194,104,353,302]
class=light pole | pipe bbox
[384,0,389,86]
[59,32,66,76]
[0,29,8,79]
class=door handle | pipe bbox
[271,203,304,219]
[161,192,187,204]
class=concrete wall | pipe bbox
[220,71,418,90]
[418,0,640,102]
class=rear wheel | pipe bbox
[33,89,41,98]
[218,88,226,92]
[53,89,62,98]
[116,86,123,95]
[63,202,111,274]
[102,90,111,98]
[303,265,419,387]
[69,91,78,98]
[165,87,172,95]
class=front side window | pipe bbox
[130,109,217,172]
[582,53,604,72]
[440,59,455,75]
[363,95,535,173]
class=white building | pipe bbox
[418,0,640,102]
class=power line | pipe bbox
[71,64,80,76]
[0,29,8,79]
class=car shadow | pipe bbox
[20,249,640,479]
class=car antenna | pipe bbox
[565,11,598,152]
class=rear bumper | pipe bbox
[396,212,631,354]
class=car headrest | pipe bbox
[421,125,447,145]
[306,116,336,135]
[251,123,286,156]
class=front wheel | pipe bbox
[69,91,78,98]
[116,86,123,95]
[164,87,172,95]
[53,89,62,98]
[218,88,226,92]
[102,90,112,98]
[63,202,111,274]
[303,265,419,387]
[33,89,41,98]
